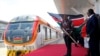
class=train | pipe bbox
[3,15,63,56]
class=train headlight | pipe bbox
[27,36,30,41]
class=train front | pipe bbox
[3,15,38,56]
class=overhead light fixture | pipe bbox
[96,0,99,2]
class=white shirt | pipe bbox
[88,14,94,19]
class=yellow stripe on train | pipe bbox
[7,50,31,56]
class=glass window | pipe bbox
[8,23,19,30]
[20,22,33,30]
[47,28,50,39]
[8,22,33,30]
[38,25,41,32]
[44,27,47,40]
[6,22,34,44]
[49,29,51,39]
[0,33,2,40]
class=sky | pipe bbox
[0,0,59,27]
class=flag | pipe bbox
[58,14,84,27]
[48,12,85,44]
[71,17,84,27]
[48,12,84,27]
[47,12,62,25]
[81,24,87,38]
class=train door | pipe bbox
[35,24,41,48]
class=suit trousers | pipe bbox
[89,35,99,56]
[63,34,72,56]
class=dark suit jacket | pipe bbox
[86,14,99,39]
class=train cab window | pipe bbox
[20,22,33,30]
[38,24,41,32]
[8,23,19,30]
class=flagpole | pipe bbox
[62,28,78,45]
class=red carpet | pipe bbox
[25,44,87,56]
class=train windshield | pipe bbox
[8,22,33,30]
[6,21,34,44]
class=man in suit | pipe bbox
[86,9,99,56]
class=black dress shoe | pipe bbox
[64,55,67,56]
[75,44,79,47]
[64,54,71,56]
[64,54,67,56]
[85,54,90,56]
